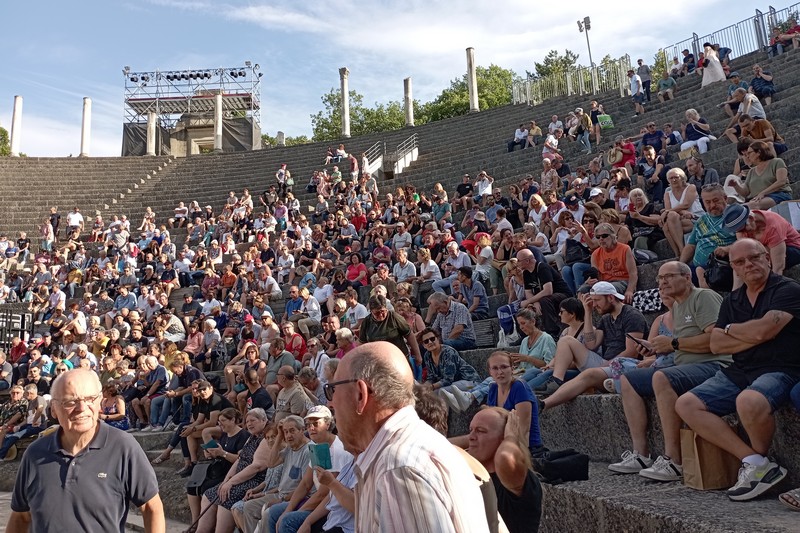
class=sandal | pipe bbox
[151,453,170,465]
[778,487,800,511]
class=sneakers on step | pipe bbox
[150,425,164,432]
[535,379,560,397]
[448,387,475,411]
[140,425,154,432]
[727,460,787,501]
[164,421,177,431]
[439,390,460,412]
[639,455,683,481]
[609,450,653,474]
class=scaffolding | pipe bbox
[122,63,262,129]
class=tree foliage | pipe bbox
[262,132,311,147]
[652,52,669,78]
[0,126,10,157]
[310,64,519,141]
[530,49,580,78]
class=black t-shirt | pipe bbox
[246,387,273,412]
[523,262,571,297]
[456,183,474,197]
[260,248,276,265]
[492,470,542,533]
[555,164,572,179]
[717,273,800,385]
[17,238,30,251]
[300,248,319,262]
[194,393,233,421]
[49,213,61,231]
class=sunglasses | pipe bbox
[422,337,437,345]
[596,233,612,239]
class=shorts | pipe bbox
[625,361,722,398]
[577,349,610,372]
[765,191,791,205]
[632,93,645,104]
[689,370,799,416]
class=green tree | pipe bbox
[261,132,311,147]
[421,64,518,122]
[311,89,413,142]
[0,126,10,157]
[652,51,669,78]
[530,49,580,78]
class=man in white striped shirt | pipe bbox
[328,341,490,533]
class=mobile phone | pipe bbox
[626,333,652,350]
[309,442,332,470]
[201,439,219,449]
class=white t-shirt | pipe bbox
[346,303,368,330]
[475,246,494,275]
[420,259,443,281]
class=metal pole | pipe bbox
[585,30,594,68]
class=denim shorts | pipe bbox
[689,370,799,415]
[625,361,721,398]
[765,191,791,205]
[632,93,645,104]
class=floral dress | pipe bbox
[101,399,129,431]
[204,435,265,509]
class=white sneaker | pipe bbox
[448,387,475,411]
[609,450,653,474]
[164,421,177,431]
[727,460,787,501]
[439,390,460,412]
[141,425,155,433]
[639,455,683,481]
[151,425,164,432]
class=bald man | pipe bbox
[467,408,542,533]
[7,369,164,533]
[329,341,490,532]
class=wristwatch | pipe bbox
[671,338,680,350]
[724,324,732,335]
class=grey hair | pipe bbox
[297,367,318,381]
[282,415,305,431]
[335,327,355,343]
[427,292,450,307]
[246,408,268,423]
[349,347,415,410]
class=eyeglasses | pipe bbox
[489,364,512,372]
[596,234,612,239]
[53,393,101,409]
[323,378,361,401]
[657,273,683,282]
[422,337,437,345]
[731,252,766,267]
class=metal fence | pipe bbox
[513,2,800,107]
[512,55,630,106]
[659,2,800,77]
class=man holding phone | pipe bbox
[610,261,731,481]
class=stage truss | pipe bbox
[122,63,262,129]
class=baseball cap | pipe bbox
[728,71,740,78]
[590,281,625,300]
[564,195,580,206]
[377,263,389,270]
[589,188,603,198]
[244,314,254,323]
[304,405,332,420]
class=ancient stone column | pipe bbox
[79,97,92,157]
[10,96,22,157]
[404,77,414,127]
[214,93,223,152]
[277,131,285,147]
[339,67,351,138]
[466,47,479,113]
[146,111,157,156]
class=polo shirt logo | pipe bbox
[684,315,693,323]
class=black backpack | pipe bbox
[532,448,590,484]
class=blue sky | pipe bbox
[0,0,773,156]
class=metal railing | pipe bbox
[659,2,800,70]
[511,55,630,106]
[364,140,384,166]
[393,134,419,175]
[395,133,418,159]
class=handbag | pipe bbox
[598,114,614,130]
[704,255,733,292]
[680,428,741,490]
[606,148,623,165]
[186,459,230,489]
[563,239,592,266]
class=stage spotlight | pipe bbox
[204,71,212,79]
[181,72,189,80]
[230,70,238,78]
[239,70,246,77]
[123,66,131,75]
[142,74,150,82]
[130,75,139,83]
[245,61,252,67]
[258,73,263,78]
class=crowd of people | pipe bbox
[0,43,799,533]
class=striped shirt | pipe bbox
[354,406,490,533]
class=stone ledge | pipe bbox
[540,462,798,533]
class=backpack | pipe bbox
[533,448,590,484]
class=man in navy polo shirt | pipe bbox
[7,369,164,532]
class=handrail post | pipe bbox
[566,71,573,97]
